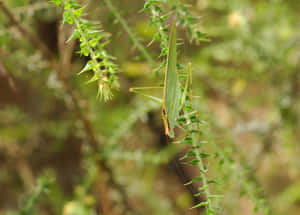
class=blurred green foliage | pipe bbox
[0,0,300,215]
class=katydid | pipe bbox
[130,24,192,138]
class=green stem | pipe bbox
[103,0,156,65]
[192,131,212,210]
[73,15,100,73]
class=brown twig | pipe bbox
[0,57,18,92]
[0,1,134,214]
[0,1,53,60]
[57,23,76,79]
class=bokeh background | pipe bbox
[0,0,300,215]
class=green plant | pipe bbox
[142,0,208,71]
[1,0,299,215]
[130,23,217,213]
[51,0,119,101]
[6,175,53,215]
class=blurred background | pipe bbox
[0,0,300,214]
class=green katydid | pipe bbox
[130,23,192,138]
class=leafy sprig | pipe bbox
[143,0,170,60]
[177,94,217,214]
[50,0,119,101]
[142,0,208,72]
[171,1,209,43]
[18,175,53,215]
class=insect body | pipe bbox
[161,24,181,137]
[130,24,189,138]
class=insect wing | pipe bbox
[163,24,181,137]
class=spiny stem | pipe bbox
[103,0,156,65]
[73,16,99,68]
[192,132,212,209]
[149,4,168,57]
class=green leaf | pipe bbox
[184,176,202,186]
[180,150,196,160]
[184,159,200,166]
[190,115,200,123]
[198,185,208,191]
[49,0,61,6]
[189,129,198,133]
[194,192,204,197]
[183,104,192,111]
[190,201,208,209]
[67,29,80,43]
[78,60,95,75]
[63,11,74,24]
[88,35,103,48]
[97,40,110,49]
[177,117,187,123]
[65,1,80,9]
[182,136,192,144]
[73,6,85,18]
[207,180,217,184]
[86,30,101,35]
[199,153,210,158]
[86,73,100,84]
[159,13,169,22]
[206,208,216,215]
[208,194,223,199]
[79,42,90,56]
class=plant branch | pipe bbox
[57,24,76,79]
[0,1,53,60]
[0,57,18,92]
[0,1,134,214]
[192,133,212,209]
[103,0,156,65]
